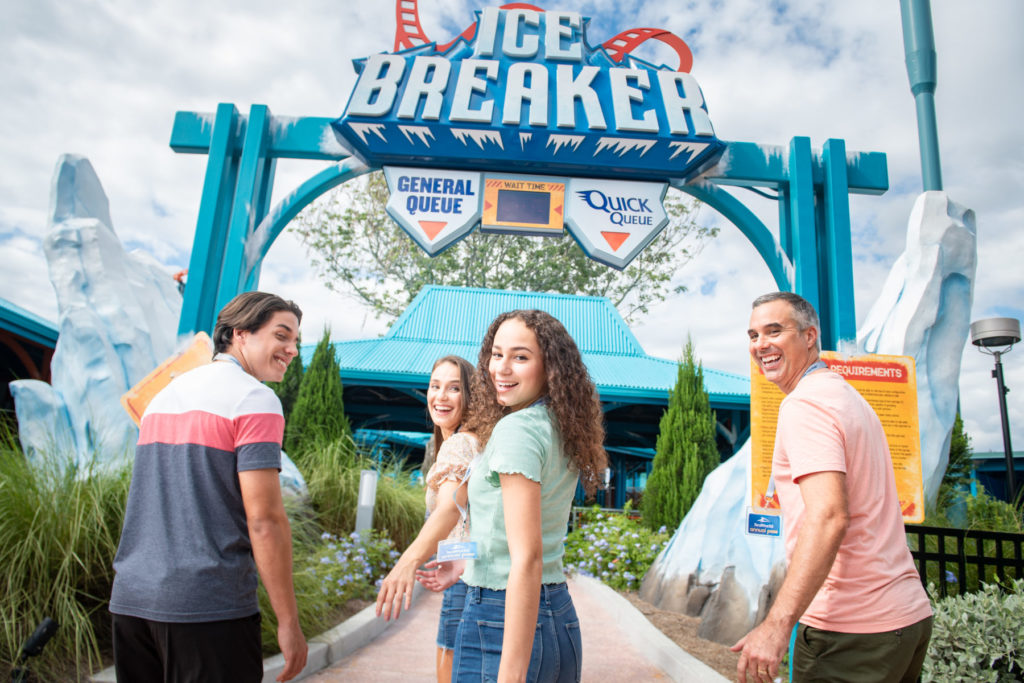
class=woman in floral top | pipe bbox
[375,355,479,682]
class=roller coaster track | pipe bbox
[601,27,693,73]
[394,0,431,51]
[394,1,693,72]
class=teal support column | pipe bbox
[178,103,240,336]
[778,192,794,260]
[821,139,857,347]
[901,0,943,191]
[216,105,275,313]
[787,137,819,309]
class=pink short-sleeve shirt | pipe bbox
[773,370,932,633]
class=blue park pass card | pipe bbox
[746,508,782,537]
[436,539,478,562]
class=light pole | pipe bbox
[970,317,1021,501]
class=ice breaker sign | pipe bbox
[565,178,667,270]
[334,7,724,183]
[383,166,482,255]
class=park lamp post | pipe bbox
[970,317,1022,501]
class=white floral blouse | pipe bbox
[424,432,480,541]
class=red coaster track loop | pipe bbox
[602,28,693,73]
[394,1,694,73]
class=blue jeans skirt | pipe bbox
[452,582,581,683]
[437,579,469,650]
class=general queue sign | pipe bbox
[337,6,723,268]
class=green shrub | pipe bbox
[301,436,426,552]
[563,505,670,591]
[965,488,1023,533]
[642,337,718,531]
[0,448,129,680]
[924,578,1024,681]
[258,528,399,654]
[286,329,351,457]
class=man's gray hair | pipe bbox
[752,292,821,348]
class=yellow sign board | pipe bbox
[750,352,924,524]
[120,332,214,426]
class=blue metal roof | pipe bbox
[0,297,58,348]
[315,286,749,405]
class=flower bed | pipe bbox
[563,506,670,591]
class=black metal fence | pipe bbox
[905,524,1024,598]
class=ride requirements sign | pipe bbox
[333,7,724,183]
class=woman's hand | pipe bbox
[375,554,419,620]
[376,477,466,619]
[415,559,466,592]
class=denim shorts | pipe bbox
[437,579,469,650]
[452,582,581,683]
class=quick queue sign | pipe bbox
[334,7,724,183]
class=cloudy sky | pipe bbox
[2,0,1022,454]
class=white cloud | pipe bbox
[2,0,1021,454]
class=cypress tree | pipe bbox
[641,337,719,531]
[267,338,303,421]
[285,329,351,457]
[936,413,974,513]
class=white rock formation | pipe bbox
[858,191,977,503]
[641,191,976,643]
[11,155,309,496]
[11,155,181,467]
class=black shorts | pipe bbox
[112,612,262,683]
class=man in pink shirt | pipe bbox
[732,292,932,683]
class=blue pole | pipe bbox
[900,0,943,191]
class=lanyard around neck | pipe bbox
[214,352,244,372]
[801,359,828,382]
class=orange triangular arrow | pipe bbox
[601,231,630,252]
[419,221,447,240]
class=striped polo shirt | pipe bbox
[110,360,284,623]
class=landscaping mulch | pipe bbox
[620,590,740,679]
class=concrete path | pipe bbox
[304,576,726,683]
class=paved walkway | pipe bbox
[304,576,725,682]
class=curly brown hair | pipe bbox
[463,310,607,495]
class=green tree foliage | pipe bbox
[293,171,718,322]
[285,329,351,457]
[641,337,719,531]
[267,338,303,421]
[935,413,975,514]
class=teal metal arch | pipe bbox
[170,104,887,350]
[673,182,791,292]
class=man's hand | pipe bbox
[276,619,308,681]
[415,559,465,592]
[731,619,789,683]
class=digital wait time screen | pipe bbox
[481,174,564,236]
[496,189,549,225]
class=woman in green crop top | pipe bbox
[453,310,607,683]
